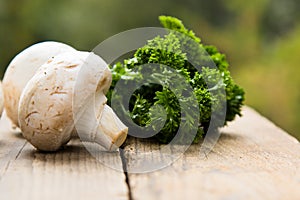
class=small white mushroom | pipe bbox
[2,41,76,126]
[0,81,4,116]
[18,51,128,151]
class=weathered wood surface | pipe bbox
[123,107,300,200]
[0,106,299,200]
[0,113,128,200]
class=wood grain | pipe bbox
[0,113,128,200]
[123,107,300,200]
[0,107,299,200]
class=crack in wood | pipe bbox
[119,148,133,200]
[0,140,27,180]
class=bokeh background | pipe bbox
[0,0,299,139]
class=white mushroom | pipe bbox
[0,81,4,116]
[18,51,128,151]
[2,41,76,126]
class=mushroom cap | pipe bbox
[18,51,112,151]
[0,81,4,116]
[3,41,76,126]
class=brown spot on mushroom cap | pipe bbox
[65,64,79,69]
[25,111,39,120]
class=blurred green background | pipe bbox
[0,0,299,139]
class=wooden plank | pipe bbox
[123,106,300,200]
[0,113,128,200]
[0,113,26,179]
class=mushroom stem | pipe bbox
[94,105,128,150]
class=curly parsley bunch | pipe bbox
[107,16,245,143]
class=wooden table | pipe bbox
[0,106,299,200]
